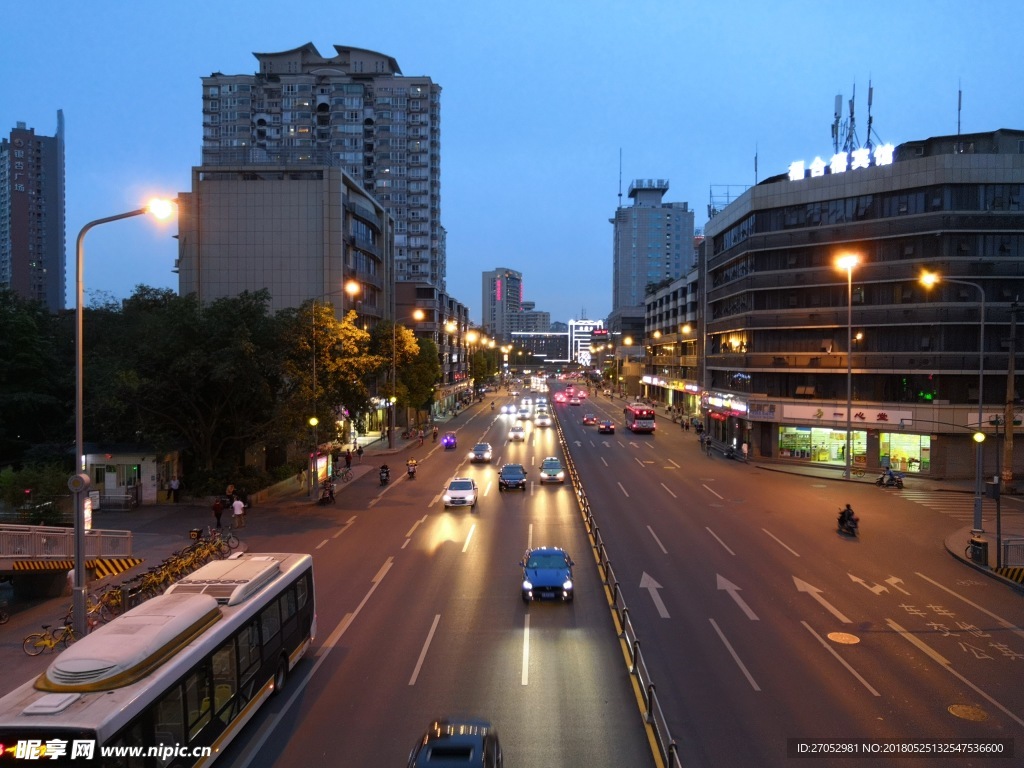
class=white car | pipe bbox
[443,477,478,509]
[500,403,516,414]
[509,424,526,442]
[534,412,552,427]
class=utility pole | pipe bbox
[1003,302,1020,492]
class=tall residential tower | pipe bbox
[0,113,65,311]
[608,179,694,335]
[199,43,444,290]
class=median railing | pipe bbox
[553,405,684,768]
[0,524,134,560]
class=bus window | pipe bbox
[184,664,212,741]
[260,600,282,651]
[280,587,297,622]
[212,640,238,719]
[154,684,186,749]
[296,574,309,609]
[238,621,261,694]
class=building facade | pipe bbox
[0,113,65,311]
[176,164,391,321]
[481,267,523,339]
[199,43,445,290]
[607,179,694,335]
[699,129,1024,479]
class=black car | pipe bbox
[497,463,528,491]
[408,718,503,767]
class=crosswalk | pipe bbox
[892,489,998,523]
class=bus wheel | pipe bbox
[273,658,288,695]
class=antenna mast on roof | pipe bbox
[617,149,623,208]
[957,81,962,135]
[831,94,842,153]
[842,82,859,154]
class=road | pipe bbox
[213,396,657,767]
[558,387,1024,768]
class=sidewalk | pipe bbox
[750,457,1024,593]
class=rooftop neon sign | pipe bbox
[788,143,894,182]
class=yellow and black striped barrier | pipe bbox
[995,566,1024,585]
[10,557,142,579]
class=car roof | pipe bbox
[525,545,567,555]
[541,456,560,462]
[501,463,525,471]
[473,442,491,448]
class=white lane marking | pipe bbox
[601,456,609,467]
[405,515,428,539]
[660,482,677,499]
[801,621,879,696]
[647,525,668,554]
[527,523,533,551]
[617,482,630,497]
[331,516,357,539]
[316,540,329,550]
[703,484,723,499]
[634,456,645,468]
[887,618,1024,729]
[706,527,735,556]
[408,614,441,685]
[522,614,530,686]
[462,524,476,553]
[640,572,670,618]
[915,572,1024,641]
[763,528,801,557]
[668,459,681,469]
[709,618,760,691]
[234,557,393,764]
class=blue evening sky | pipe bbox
[4,0,1022,325]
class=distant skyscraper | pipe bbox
[607,179,694,333]
[0,112,65,311]
[199,43,445,290]
[481,267,523,339]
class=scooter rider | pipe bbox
[379,464,391,485]
[838,503,857,532]
[406,458,418,478]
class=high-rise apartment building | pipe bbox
[481,267,523,340]
[608,179,694,335]
[0,112,65,311]
[199,43,444,290]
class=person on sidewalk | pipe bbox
[231,496,246,529]
[356,445,364,463]
[169,476,181,503]
[211,498,225,529]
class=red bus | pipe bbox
[624,403,656,433]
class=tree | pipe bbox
[403,336,442,412]
[0,290,66,467]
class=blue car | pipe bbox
[520,546,574,602]
[441,432,457,449]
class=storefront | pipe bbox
[880,431,931,473]
[778,426,867,467]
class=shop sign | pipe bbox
[788,143,894,182]
[784,404,911,423]
[748,402,778,421]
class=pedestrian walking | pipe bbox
[741,442,749,462]
[231,496,246,529]
[169,476,181,503]
[211,498,225,529]
[432,426,439,443]
[356,445,364,463]
[344,450,352,470]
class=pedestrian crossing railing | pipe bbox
[1002,538,1024,567]
[0,524,133,561]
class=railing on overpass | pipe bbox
[1003,538,1024,567]
[0,524,134,562]
[554,410,684,768]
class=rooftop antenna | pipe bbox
[832,93,842,153]
[865,80,874,150]
[754,143,758,184]
[617,148,623,209]
[843,82,859,154]
[957,80,962,135]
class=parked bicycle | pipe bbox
[23,621,79,655]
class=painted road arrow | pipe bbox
[848,572,888,595]
[640,572,670,618]
[716,574,759,620]
[793,576,852,623]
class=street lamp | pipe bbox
[390,308,425,449]
[618,336,633,397]
[72,198,176,636]
[921,270,986,533]
[836,253,860,479]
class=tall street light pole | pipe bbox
[390,309,425,449]
[72,199,176,636]
[921,271,986,533]
[836,254,860,479]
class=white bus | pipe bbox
[0,552,315,767]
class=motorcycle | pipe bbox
[379,466,391,486]
[406,462,417,479]
[491,402,496,411]
[317,481,335,505]
[875,471,904,489]
[837,509,859,537]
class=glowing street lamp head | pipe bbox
[412,309,425,322]
[919,271,940,288]
[344,280,361,298]
[835,253,860,272]
[147,198,176,220]
[624,336,633,346]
